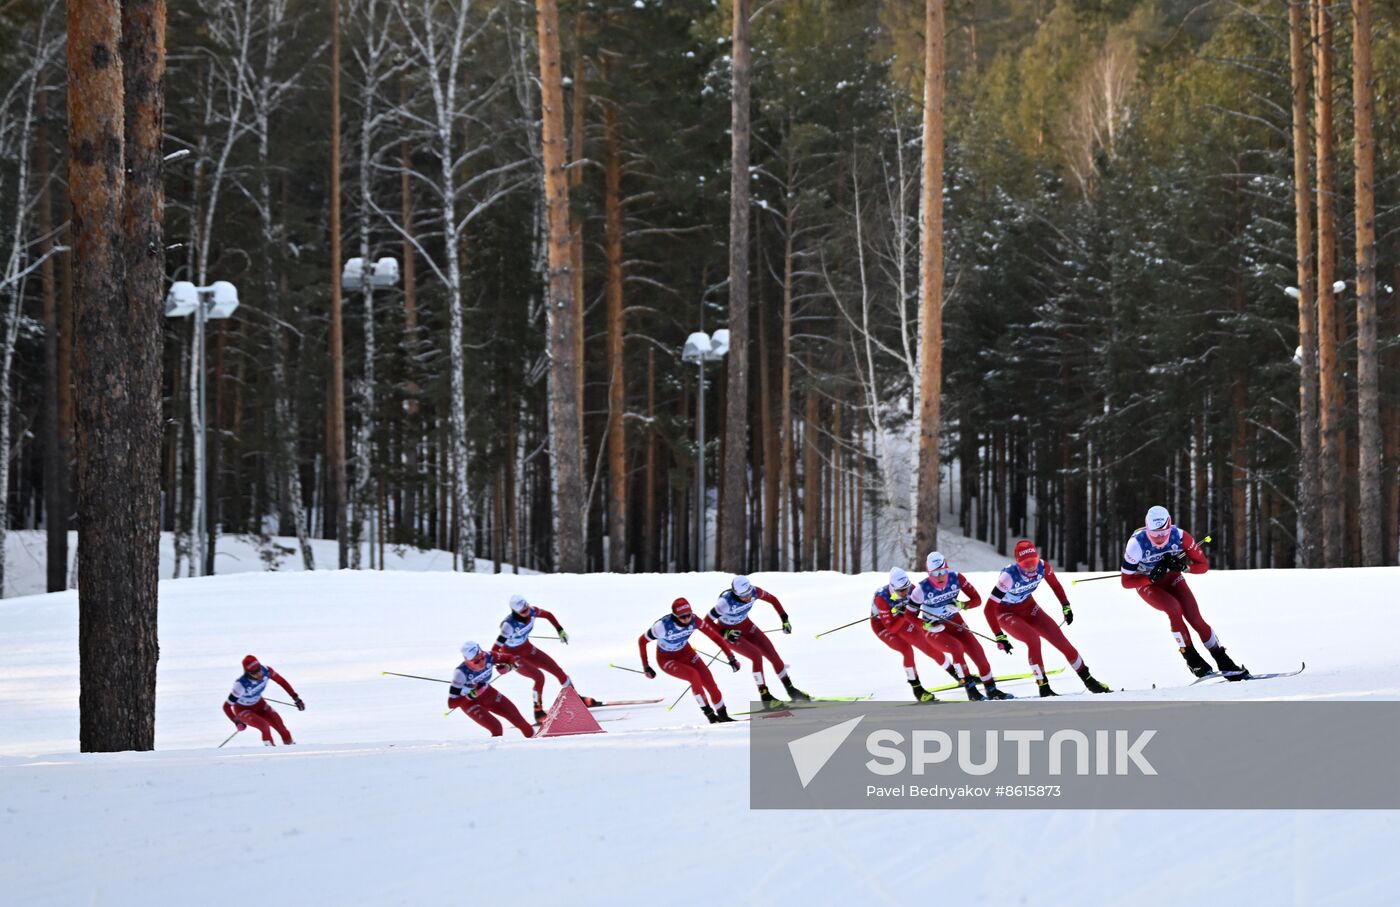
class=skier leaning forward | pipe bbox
[638,597,741,724]
[986,540,1111,697]
[223,655,304,746]
[448,641,535,738]
[910,553,1010,700]
[491,593,599,724]
[1120,505,1247,679]
[702,576,810,707]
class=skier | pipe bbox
[882,566,982,701]
[869,567,932,701]
[986,540,1111,696]
[222,655,304,746]
[1121,505,1247,679]
[703,575,810,706]
[911,553,1010,700]
[448,641,535,738]
[491,593,598,723]
[638,597,742,724]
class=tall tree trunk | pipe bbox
[400,76,420,544]
[720,0,752,571]
[913,0,945,556]
[603,77,627,573]
[570,13,587,452]
[758,285,778,570]
[1231,379,1249,568]
[803,382,819,570]
[1288,0,1322,567]
[1352,0,1381,566]
[644,349,657,571]
[72,0,164,751]
[329,0,347,563]
[536,0,586,571]
[780,202,796,570]
[1312,0,1343,568]
[37,94,69,592]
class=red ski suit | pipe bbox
[870,595,920,675]
[911,575,993,680]
[222,667,299,745]
[449,686,534,737]
[702,587,789,686]
[493,607,569,708]
[1120,529,1215,649]
[985,560,1083,679]
[638,618,736,709]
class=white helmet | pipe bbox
[731,575,755,600]
[461,641,484,662]
[925,551,948,574]
[1145,505,1172,535]
[509,593,530,615]
[888,566,912,592]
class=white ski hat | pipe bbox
[461,641,484,662]
[731,576,755,599]
[1145,505,1172,532]
[509,594,530,614]
[925,551,948,574]
[888,567,912,591]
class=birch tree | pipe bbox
[0,7,60,596]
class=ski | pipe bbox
[921,667,1065,695]
[1190,661,1306,685]
[588,698,664,708]
[732,695,872,717]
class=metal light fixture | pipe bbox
[164,280,241,577]
[681,330,729,571]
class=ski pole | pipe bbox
[382,670,449,684]
[667,649,729,710]
[609,663,647,675]
[919,612,1001,645]
[218,729,239,748]
[1068,573,1120,585]
[815,616,867,639]
[265,697,295,707]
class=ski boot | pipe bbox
[700,705,719,724]
[1077,664,1112,693]
[713,705,736,723]
[983,680,1014,700]
[1209,645,1250,681]
[758,684,786,710]
[944,666,983,701]
[909,680,929,702]
[534,706,548,724]
[1180,645,1213,678]
[1037,680,1059,698]
[577,695,603,708]
[781,676,812,702]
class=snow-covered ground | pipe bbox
[3,565,1399,905]
[4,529,530,597]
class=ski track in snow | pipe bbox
[3,566,1400,905]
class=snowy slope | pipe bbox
[3,529,531,598]
[3,565,1399,905]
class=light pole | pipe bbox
[340,256,399,568]
[681,329,729,571]
[165,280,240,577]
